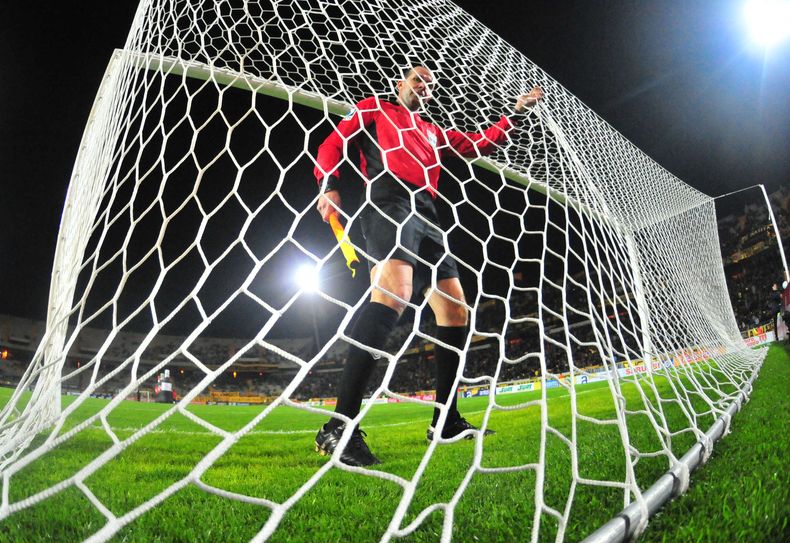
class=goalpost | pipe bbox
[0,1,767,541]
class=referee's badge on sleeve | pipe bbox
[426,127,438,147]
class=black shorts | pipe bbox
[359,175,459,296]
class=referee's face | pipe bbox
[397,66,433,111]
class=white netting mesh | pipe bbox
[0,1,765,541]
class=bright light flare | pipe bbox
[743,0,790,48]
[294,263,321,293]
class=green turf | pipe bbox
[640,342,790,543]
[0,345,786,542]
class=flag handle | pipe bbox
[328,212,359,277]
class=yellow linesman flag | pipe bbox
[328,212,359,277]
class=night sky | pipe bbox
[1,1,788,322]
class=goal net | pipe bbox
[0,1,767,541]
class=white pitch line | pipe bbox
[83,387,604,437]
[90,418,432,437]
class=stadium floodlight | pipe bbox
[743,0,790,48]
[294,262,320,293]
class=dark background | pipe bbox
[1,1,787,325]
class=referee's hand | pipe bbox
[317,190,342,222]
[515,86,544,113]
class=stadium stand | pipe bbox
[1,187,786,401]
[718,187,789,330]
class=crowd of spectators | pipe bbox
[1,284,604,402]
[0,260,644,401]
[718,186,788,330]
[3,186,786,402]
[725,250,786,330]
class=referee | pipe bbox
[313,65,543,466]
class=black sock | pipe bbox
[326,302,400,430]
[432,326,467,426]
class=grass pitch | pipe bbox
[1,344,787,542]
[640,342,790,543]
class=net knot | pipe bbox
[719,411,733,438]
[628,500,650,542]
[673,461,691,497]
[699,434,714,464]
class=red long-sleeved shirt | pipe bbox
[314,97,516,197]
